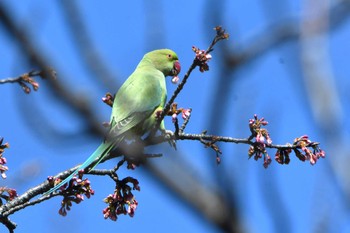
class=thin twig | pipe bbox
[157,27,228,128]
[179,108,192,134]
[0,70,55,94]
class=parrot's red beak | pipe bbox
[172,61,181,76]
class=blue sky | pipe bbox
[1,1,350,233]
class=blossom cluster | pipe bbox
[190,26,228,73]
[293,135,325,165]
[247,115,326,168]
[167,103,191,123]
[102,177,140,221]
[20,74,39,94]
[248,115,273,168]
[49,172,94,216]
[18,69,56,94]
[0,137,10,179]
[274,135,325,166]
[192,46,212,72]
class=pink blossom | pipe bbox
[263,154,272,168]
[309,155,316,165]
[266,137,272,145]
[0,157,7,164]
[31,81,39,91]
[256,133,265,144]
[317,149,326,158]
[172,113,177,123]
[171,75,179,84]
[127,199,138,217]
[182,109,191,120]
[205,53,212,60]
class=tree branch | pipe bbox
[0,69,55,94]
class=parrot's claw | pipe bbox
[163,129,174,139]
[162,129,177,150]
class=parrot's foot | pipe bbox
[163,129,174,139]
[162,129,177,150]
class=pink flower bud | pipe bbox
[256,133,265,143]
[266,137,272,145]
[171,76,179,84]
[172,113,177,123]
[309,156,316,165]
[31,82,39,91]
[182,109,191,120]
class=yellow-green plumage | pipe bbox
[44,49,180,195]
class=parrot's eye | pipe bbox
[167,54,172,59]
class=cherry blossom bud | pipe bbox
[182,109,191,120]
[256,133,265,144]
[171,75,179,84]
[31,82,39,91]
[172,113,177,123]
[263,154,272,168]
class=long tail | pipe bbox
[43,141,114,196]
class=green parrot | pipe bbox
[44,49,181,195]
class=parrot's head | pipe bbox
[145,49,181,78]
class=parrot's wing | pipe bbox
[107,111,153,139]
[108,68,166,139]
